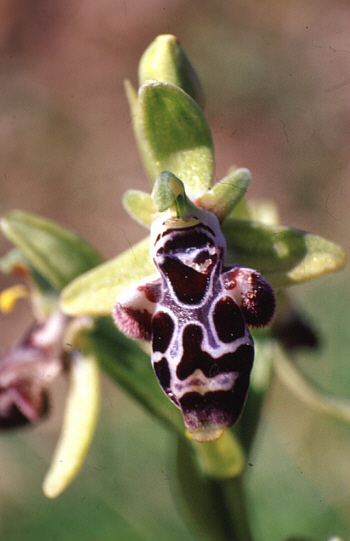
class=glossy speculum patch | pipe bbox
[113,207,275,442]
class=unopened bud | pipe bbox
[139,34,205,108]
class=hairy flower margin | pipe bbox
[0,34,348,516]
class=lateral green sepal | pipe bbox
[196,167,251,222]
[122,190,155,228]
[60,237,154,316]
[223,218,347,287]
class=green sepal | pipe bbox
[223,218,347,287]
[86,317,185,437]
[196,167,251,222]
[60,237,154,316]
[136,81,214,199]
[226,196,251,221]
[1,210,103,291]
[138,34,205,108]
[123,190,155,228]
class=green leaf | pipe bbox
[61,236,154,316]
[273,343,350,425]
[245,277,350,540]
[138,34,205,108]
[87,317,185,437]
[1,210,103,291]
[246,419,350,540]
[136,81,214,199]
[223,218,347,287]
[196,167,251,221]
[123,190,155,228]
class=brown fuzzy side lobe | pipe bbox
[113,303,152,341]
[241,273,276,327]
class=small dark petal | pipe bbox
[272,312,319,350]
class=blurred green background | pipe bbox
[0,1,349,540]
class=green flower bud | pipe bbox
[138,34,205,108]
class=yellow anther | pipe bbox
[0,285,30,313]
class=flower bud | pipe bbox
[138,34,205,108]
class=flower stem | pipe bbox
[176,436,254,541]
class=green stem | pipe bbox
[220,476,254,541]
[239,387,265,454]
[176,437,254,541]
